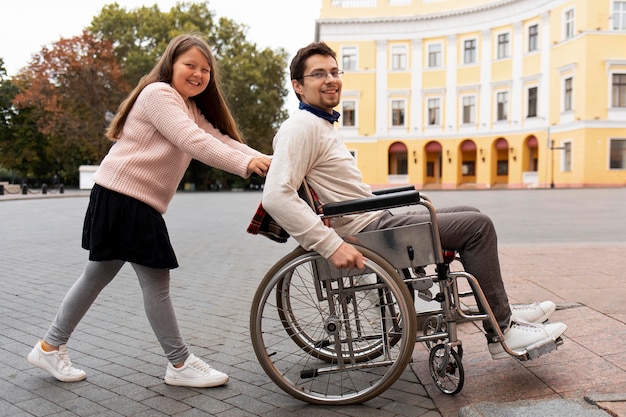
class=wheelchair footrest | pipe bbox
[522,336,564,361]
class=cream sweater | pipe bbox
[262,109,381,259]
[94,82,264,213]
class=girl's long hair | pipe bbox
[106,33,243,143]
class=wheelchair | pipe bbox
[249,186,564,405]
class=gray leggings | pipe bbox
[362,205,511,340]
[44,260,189,365]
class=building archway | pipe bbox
[493,137,510,185]
[388,141,408,183]
[459,139,477,186]
[424,141,442,185]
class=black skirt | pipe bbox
[82,184,178,269]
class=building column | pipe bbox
[376,39,388,136]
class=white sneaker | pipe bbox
[511,301,556,324]
[489,320,567,360]
[26,341,87,382]
[164,354,228,388]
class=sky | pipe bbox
[0,0,321,110]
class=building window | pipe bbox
[462,161,476,176]
[464,39,476,64]
[612,74,626,107]
[497,33,509,59]
[497,91,508,121]
[462,96,476,124]
[391,45,407,70]
[528,24,539,52]
[564,9,575,39]
[391,100,405,126]
[564,77,573,111]
[562,142,572,172]
[428,44,442,68]
[342,46,357,71]
[428,98,440,125]
[342,100,356,127]
[527,86,538,117]
[613,1,626,30]
[497,160,509,176]
[610,138,626,169]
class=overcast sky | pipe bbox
[0,0,320,110]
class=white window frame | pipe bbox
[461,95,476,125]
[526,85,539,118]
[390,99,406,127]
[463,38,477,65]
[496,91,509,121]
[561,140,573,172]
[564,8,575,39]
[427,43,443,68]
[611,73,626,108]
[563,77,573,112]
[391,44,408,71]
[609,138,626,169]
[341,100,357,128]
[427,97,441,126]
[613,1,626,30]
[496,32,510,59]
[341,46,358,71]
[528,24,539,52]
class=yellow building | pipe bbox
[315,0,626,188]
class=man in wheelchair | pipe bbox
[261,42,567,360]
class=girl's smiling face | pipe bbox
[171,47,211,100]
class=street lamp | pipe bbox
[550,139,565,189]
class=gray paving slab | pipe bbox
[1,187,625,416]
[459,398,610,417]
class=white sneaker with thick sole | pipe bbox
[164,354,228,388]
[511,301,556,324]
[489,320,567,360]
[26,341,87,382]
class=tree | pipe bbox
[5,1,288,188]
[12,31,130,183]
[0,58,22,180]
[90,1,288,188]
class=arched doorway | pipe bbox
[460,139,477,186]
[424,141,442,185]
[388,141,408,183]
[522,135,539,187]
[493,137,510,184]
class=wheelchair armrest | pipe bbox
[322,190,420,218]
[372,185,415,195]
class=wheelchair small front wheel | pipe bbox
[428,343,464,395]
[422,315,448,351]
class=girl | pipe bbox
[27,33,271,388]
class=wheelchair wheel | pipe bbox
[275,248,406,363]
[428,343,464,395]
[250,245,417,405]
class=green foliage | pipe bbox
[0,1,289,188]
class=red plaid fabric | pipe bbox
[247,182,327,243]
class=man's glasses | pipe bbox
[301,70,344,80]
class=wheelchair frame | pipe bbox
[249,186,563,405]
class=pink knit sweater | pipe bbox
[93,82,264,213]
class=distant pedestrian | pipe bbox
[26,33,271,387]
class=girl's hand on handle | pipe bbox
[247,156,272,177]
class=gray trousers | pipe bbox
[44,260,189,365]
[362,205,512,340]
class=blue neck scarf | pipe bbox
[299,102,340,124]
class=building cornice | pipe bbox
[317,0,570,39]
